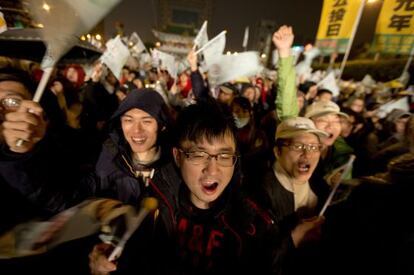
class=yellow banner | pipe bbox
[373,0,414,54]
[0,12,7,33]
[316,0,364,40]
[375,0,414,35]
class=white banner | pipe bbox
[377,97,410,118]
[317,71,339,97]
[193,21,208,49]
[296,47,321,79]
[129,32,147,55]
[29,0,121,62]
[152,49,177,79]
[100,36,130,80]
[208,51,261,86]
[198,31,226,69]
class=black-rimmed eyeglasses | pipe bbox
[179,149,238,167]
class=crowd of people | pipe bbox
[0,25,413,275]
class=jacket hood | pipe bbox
[111,88,168,128]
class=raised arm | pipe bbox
[274,25,299,121]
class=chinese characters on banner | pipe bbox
[315,0,363,55]
[372,0,414,54]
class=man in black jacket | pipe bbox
[89,99,294,275]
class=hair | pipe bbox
[0,67,35,95]
[174,99,237,147]
[341,107,365,125]
[240,83,255,95]
[231,96,252,112]
[317,88,333,97]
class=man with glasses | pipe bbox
[89,99,292,275]
[251,116,328,275]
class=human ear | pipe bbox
[273,146,281,159]
[172,147,181,167]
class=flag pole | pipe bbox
[401,44,414,77]
[337,0,366,81]
[195,30,226,55]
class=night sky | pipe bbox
[104,0,382,52]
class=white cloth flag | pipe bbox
[129,32,146,55]
[29,0,121,67]
[100,36,130,80]
[296,47,320,80]
[377,97,410,119]
[317,71,340,97]
[152,49,177,79]
[0,12,7,34]
[242,26,249,49]
[193,21,208,49]
[208,51,261,86]
[198,31,226,69]
[361,74,376,87]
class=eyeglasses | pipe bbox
[179,149,237,167]
[0,97,22,111]
[283,143,323,153]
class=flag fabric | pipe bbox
[100,36,130,80]
[28,0,121,65]
[315,0,364,55]
[129,32,147,55]
[242,26,249,49]
[317,71,340,97]
[151,49,177,79]
[296,47,321,80]
[372,0,414,54]
[198,31,226,69]
[377,97,410,118]
[0,12,7,34]
[193,21,208,49]
[0,198,136,259]
[207,51,261,86]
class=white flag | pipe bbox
[361,74,376,87]
[100,36,130,80]
[317,71,339,97]
[129,32,146,55]
[193,21,208,49]
[242,26,249,49]
[0,12,7,34]
[197,31,226,69]
[377,97,410,119]
[29,0,121,66]
[152,49,177,79]
[296,47,321,80]
[208,51,261,86]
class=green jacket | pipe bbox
[275,56,298,121]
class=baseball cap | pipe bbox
[305,100,349,119]
[276,116,329,140]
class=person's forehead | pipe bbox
[0,81,30,99]
[181,134,236,150]
[315,113,340,120]
[122,108,154,118]
[290,132,320,143]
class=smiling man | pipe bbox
[305,100,354,186]
[89,99,293,275]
